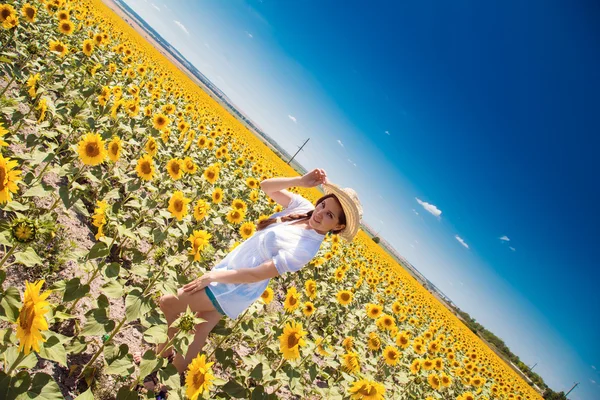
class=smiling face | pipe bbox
[308,196,346,234]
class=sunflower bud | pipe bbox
[11,218,37,243]
[177,314,195,332]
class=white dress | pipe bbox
[207,193,326,319]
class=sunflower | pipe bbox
[304,279,317,300]
[203,165,219,184]
[36,98,47,122]
[77,132,107,166]
[440,373,452,388]
[225,209,245,225]
[238,222,255,239]
[422,358,435,371]
[144,136,158,157]
[183,157,197,174]
[185,353,215,400]
[187,230,212,261]
[0,4,16,23]
[302,302,315,317]
[230,199,247,214]
[348,378,386,400]
[168,191,191,221]
[153,113,170,130]
[260,287,274,305]
[457,393,475,400]
[342,337,354,351]
[26,73,39,98]
[166,158,184,181]
[366,304,383,319]
[211,187,223,204]
[278,320,307,361]
[283,287,300,313]
[249,190,259,202]
[427,373,441,390]
[93,32,104,46]
[0,123,9,147]
[107,136,122,162]
[21,4,36,23]
[367,332,381,351]
[376,314,396,331]
[160,129,171,143]
[382,345,400,366]
[336,290,353,306]
[410,359,421,374]
[245,177,259,189]
[193,199,209,221]
[395,331,410,349]
[58,19,74,35]
[135,154,154,181]
[49,39,68,58]
[196,135,207,148]
[11,218,36,243]
[15,280,52,355]
[341,351,361,374]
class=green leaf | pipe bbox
[1,201,29,212]
[2,347,38,371]
[115,386,138,400]
[0,287,22,323]
[138,350,162,381]
[13,247,43,267]
[88,242,109,259]
[59,185,79,209]
[104,343,134,375]
[16,373,63,400]
[249,363,264,380]
[0,230,13,247]
[21,184,52,198]
[38,333,67,367]
[65,337,87,355]
[143,325,168,345]
[0,370,31,400]
[74,388,94,400]
[221,379,248,399]
[103,262,120,278]
[80,308,115,337]
[62,278,90,302]
[101,280,124,299]
[72,199,90,217]
[125,288,151,322]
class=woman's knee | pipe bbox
[159,293,179,314]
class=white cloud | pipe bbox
[288,115,297,123]
[459,281,464,286]
[385,130,390,135]
[455,235,469,249]
[449,281,454,286]
[415,198,442,218]
[204,42,211,49]
[410,244,415,248]
[163,3,169,10]
[173,21,189,36]
[337,139,344,148]
[592,365,597,370]
[246,31,254,38]
[347,158,357,167]
[151,3,160,11]
[590,379,596,385]
[509,246,516,252]
[500,235,510,242]
[412,209,419,216]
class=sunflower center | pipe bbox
[194,238,204,248]
[358,385,377,396]
[207,171,214,179]
[287,332,299,348]
[86,142,100,157]
[288,296,297,306]
[0,167,6,191]
[192,372,205,387]
[55,44,65,52]
[141,161,151,174]
[174,199,183,212]
[85,43,92,52]
[214,193,221,200]
[18,304,35,331]
[25,8,35,19]
[110,143,119,155]
[171,164,180,174]
[341,293,350,301]
[1,9,11,20]
[61,23,71,32]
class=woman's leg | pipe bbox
[172,310,223,374]
[157,287,220,357]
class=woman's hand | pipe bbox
[301,168,328,188]
[183,272,213,294]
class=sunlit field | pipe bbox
[0,1,543,399]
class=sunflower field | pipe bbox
[0,0,543,399]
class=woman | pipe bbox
[140,168,362,394]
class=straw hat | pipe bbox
[322,182,363,242]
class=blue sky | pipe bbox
[120,0,600,397]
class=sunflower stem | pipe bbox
[78,315,127,380]
[271,350,311,395]
[47,166,85,213]
[6,351,26,375]
[206,307,250,360]
[0,244,19,270]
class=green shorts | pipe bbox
[204,286,226,316]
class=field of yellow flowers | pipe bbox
[0,1,543,399]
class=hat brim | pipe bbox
[322,182,361,242]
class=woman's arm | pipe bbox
[182,261,280,293]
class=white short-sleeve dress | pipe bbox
[206,193,325,319]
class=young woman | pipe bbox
[139,168,363,394]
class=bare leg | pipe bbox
[158,287,220,360]
[172,310,223,374]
